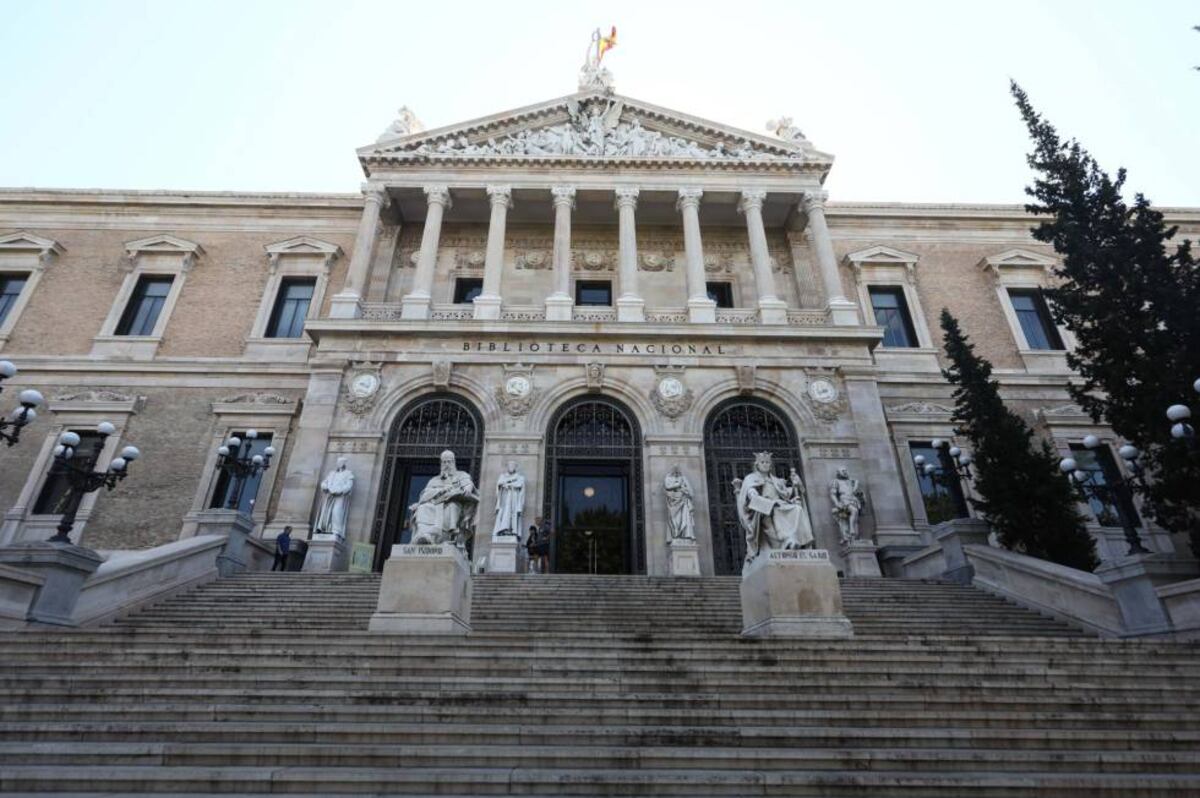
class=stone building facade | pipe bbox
[0,88,1196,574]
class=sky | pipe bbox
[1,0,1197,206]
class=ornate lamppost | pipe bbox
[0,360,44,447]
[213,429,275,511]
[1165,377,1200,444]
[1059,435,1147,555]
[46,423,141,544]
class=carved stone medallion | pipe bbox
[496,364,536,416]
[344,363,383,416]
[651,375,694,419]
[585,362,605,391]
[804,370,847,423]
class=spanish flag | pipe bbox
[597,26,617,62]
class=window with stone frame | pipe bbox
[575,280,612,306]
[265,277,316,338]
[208,432,275,514]
[452,277,484,305]
[1069,443,1140,529]
[869,286,919,348]
[909,442,969,525]
[115,275,174,336]
[706,281,734,308]
[0,273,28,326]
[32,430,104,515]
[1007,288,1064,351]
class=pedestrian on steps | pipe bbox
[273,526,292,572]
[532,516,552,575]
[524,524,539,573]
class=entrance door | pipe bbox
[555,464,630,574]
[374,459,438,566]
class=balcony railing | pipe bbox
[355,302,830,327]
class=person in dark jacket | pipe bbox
[273,526,292,571]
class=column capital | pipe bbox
[676,188,703,211]
[486,184,513,208]
[737,189,767,215]
[801,189,829,214]
[423,185,453,209]
[614,186,640,210]
[550,185,577,209]
[361,183,389,207]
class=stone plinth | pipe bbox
[0,563,46,629]
[185,510,256,577]
[740,549,853,638]
[1096,553,1177,636]
[303,535,348,573]
[0,542,104,627]
[841,540,882,578]
[369,544,472,635]
[933,518,992,584]
[488,535,520,573]
[667,538,701,577]
[545,294,573,321]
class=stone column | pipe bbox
[738,189,788,325]
[474,185,511,320]
[677,188,716,324]
[614,187,645,322]
[545,185,576,321]
[401,185,452,320]
[330,184,387,319]
[802,190,859,325]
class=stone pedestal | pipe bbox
[0,542,103,627]
[933,518,992,584]
[616,296,645,322]
[740,549,853,638]
[840,540,882,578]
[186,510,256,577]
[472,294,502,320]
[827,298,861,326]
[399,293,431,320]
[686,297,716,324]
[303,535,348,573]
[369,544,472,635]
[757,298,789,325]
[1096,553,1179,636]
[488,535,519,573]
[545,294,573,321]
[667,538,701,577]
[327,291,361,319]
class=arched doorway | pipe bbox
[370,393,483,570]
[704,398,804,575]
[543,396,645,574]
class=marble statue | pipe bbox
[766,115,809,144]
[376,106,424,142]
[409,450,479,549]
[578,27,616,92]
[491,461,526,538]
[664,465,696,541]
[829,467,866,545]
[735,452,815,568]
[313,457,354,539]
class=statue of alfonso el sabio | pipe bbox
[408,450,478,552]
[734,452,815,571]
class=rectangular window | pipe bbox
[706,282,734,308]
[33,430,104,514]
[868,286,918,348]
[265,277,316,338]
[452,278,483,305]
[115,275,173,336]
[909,442,969,525]
[1008,288,1064,350]
[575,280,612,306]
[0,273,28,326]
[1069,444,1140,529]
[209,432,274,514]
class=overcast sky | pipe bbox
[1,0,1196,205]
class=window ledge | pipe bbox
[90,335,161,361]
[243,337,312,363]
[1018,349,1070,374]
[873,347,941,373]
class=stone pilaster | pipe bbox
[802,190,859,325]
[738,189,787,325]
[614,187,644,322]
[545,185,576,321]
[474,185,511,320]
[677,188,715,324]
[401,185,452,320]
[329,184,387,319]
[844,374,919,550]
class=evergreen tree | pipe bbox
[940,309,1098,571]
[1012,82,1200,555]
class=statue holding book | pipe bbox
[734,452,815,569]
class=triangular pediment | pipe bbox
[844,245,920,265]
[979,248,1056,274]
[125,234,204,257]
[264,236,343,258]
[360,91,832,173]
[0,230,64,257]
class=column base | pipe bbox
[840,539,883,578]
[616,296,645,322]
[687,297,717,324]
[668,538,701,577]
[472,294,502,320]
[1096,553,1180,636]
[400,293,432,320]
[0,542,104,627]
[740,549,853,638]
[757,298,788,325]
[369,543,472,635]
[545,293,573,321]
[488,535,520,573]
[827,298,860,326]
[302,535,348,572]
[327,291,362,319]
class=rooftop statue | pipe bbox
[578,26,618,93]
[376,106,425,143]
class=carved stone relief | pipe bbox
[651,372,694,419]
[431,359,453,388]
[639,252,675,272]
[344,363,383,417]
[585,362,605,391]
[495,364,536,417]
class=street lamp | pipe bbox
[1058,437,1147,555]
[926,439,974,482]
[1165,376,1200,443]
[213,429,275,511]
[0,360,43,447]
[46,423,141,544]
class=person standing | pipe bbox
[524,524,539,573]
[272,526,292,572]
[532,516,552,574]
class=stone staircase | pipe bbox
[1,572,1198,795]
